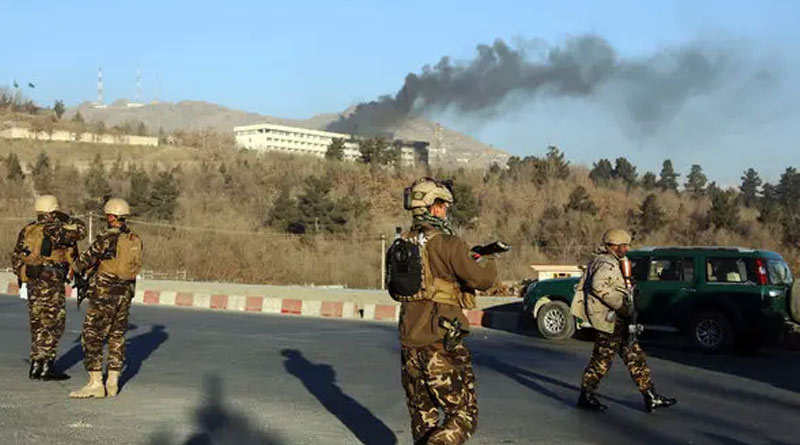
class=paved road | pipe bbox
[1,295,798,445]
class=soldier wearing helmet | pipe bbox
[394,178,498,444]
[11,195,86,380]
[571,228,676,413]
[70,198,143,399]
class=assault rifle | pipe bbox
[470,241,511,260]
[620,257,644,346]
[74,271,91,309]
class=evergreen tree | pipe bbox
[657,159,680,191]
[294,175,347,233]
[637,194,666,235]
[612,157,638,187]
[758,182,781,223]
[641,171,657,191]
[325,138,346,161]
[31,151,52,192]
[709,189,741,232]
[85,154,111,199]
[127,165,151,215]
[53,100,66,119]
[565,186,598,215]
[5,152,24,181]
[72,110,84,123]
[777,167,800,208]
[739,168,762,208]
[589,159,614,185]
[544,145,570,180]
[147,171,180,220]
[684,164,708,198]
[450,182,480,227]
[267,188,302,233]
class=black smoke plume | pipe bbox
[326,35,735,137]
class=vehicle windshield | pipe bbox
[767,259,793,285]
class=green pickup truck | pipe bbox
[523,247,799,352]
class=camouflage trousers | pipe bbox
[82,278,135,372]
[581,321,653,393]
[401,343,478,445]
[27,272,67,361]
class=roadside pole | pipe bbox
[380,234,386,290]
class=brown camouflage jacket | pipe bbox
[570,246,628,334]
[399,224,498,347]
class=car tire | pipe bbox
[688,310,735,353]
[536,301,576,340]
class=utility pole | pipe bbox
[380,233,386,290]
[88,211,93,244]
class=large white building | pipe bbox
[233,122,428,166]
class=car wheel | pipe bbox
[688,310,735,353]
[536,301,576,340]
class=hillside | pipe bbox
[65,100,509,168]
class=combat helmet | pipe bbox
[103,198,131,217]
[34,195,59,213]
[602,228,632,245]
[404,177,453,211]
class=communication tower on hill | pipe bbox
[93,68,106,109]
[127,65,145,108]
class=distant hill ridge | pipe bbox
[66,100,509,167]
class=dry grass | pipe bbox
[1,137,798,289]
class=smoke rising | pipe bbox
[326,35,748,137]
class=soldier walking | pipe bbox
[386,178,498,445]
[70,198,143,399]
[571,228,677,413]
[11,195,86,380]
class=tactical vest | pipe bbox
[386,230,472,309]
[97,230,143,281]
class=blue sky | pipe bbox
[2,1,799,184]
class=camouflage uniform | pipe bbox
[398,225,497,445]
[578,247,653,393]
[11,215,86,363]
[74,226,138,372]
[401,343,478,445]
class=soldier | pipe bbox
[11,195,86,380]
[388,178,498,445]
[69,198,143,399]
[571,228,677,413]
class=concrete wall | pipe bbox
[0,127,158,147]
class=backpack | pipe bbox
[98,230,143,281]
[386,231,437,303]
[20,223,69,266]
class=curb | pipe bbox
[2,280,526,330]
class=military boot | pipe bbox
[39,360,71,381]
[29,360,43,380]
[577,390,608,412]
[643,388,677,413]
[69,371,105,399]
[105,370,121,397]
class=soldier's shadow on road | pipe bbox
[281,349,398,445]
[473,352,641,411]
[149,374,285,445]
[646,344,800,394]
[120,324,169,390]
